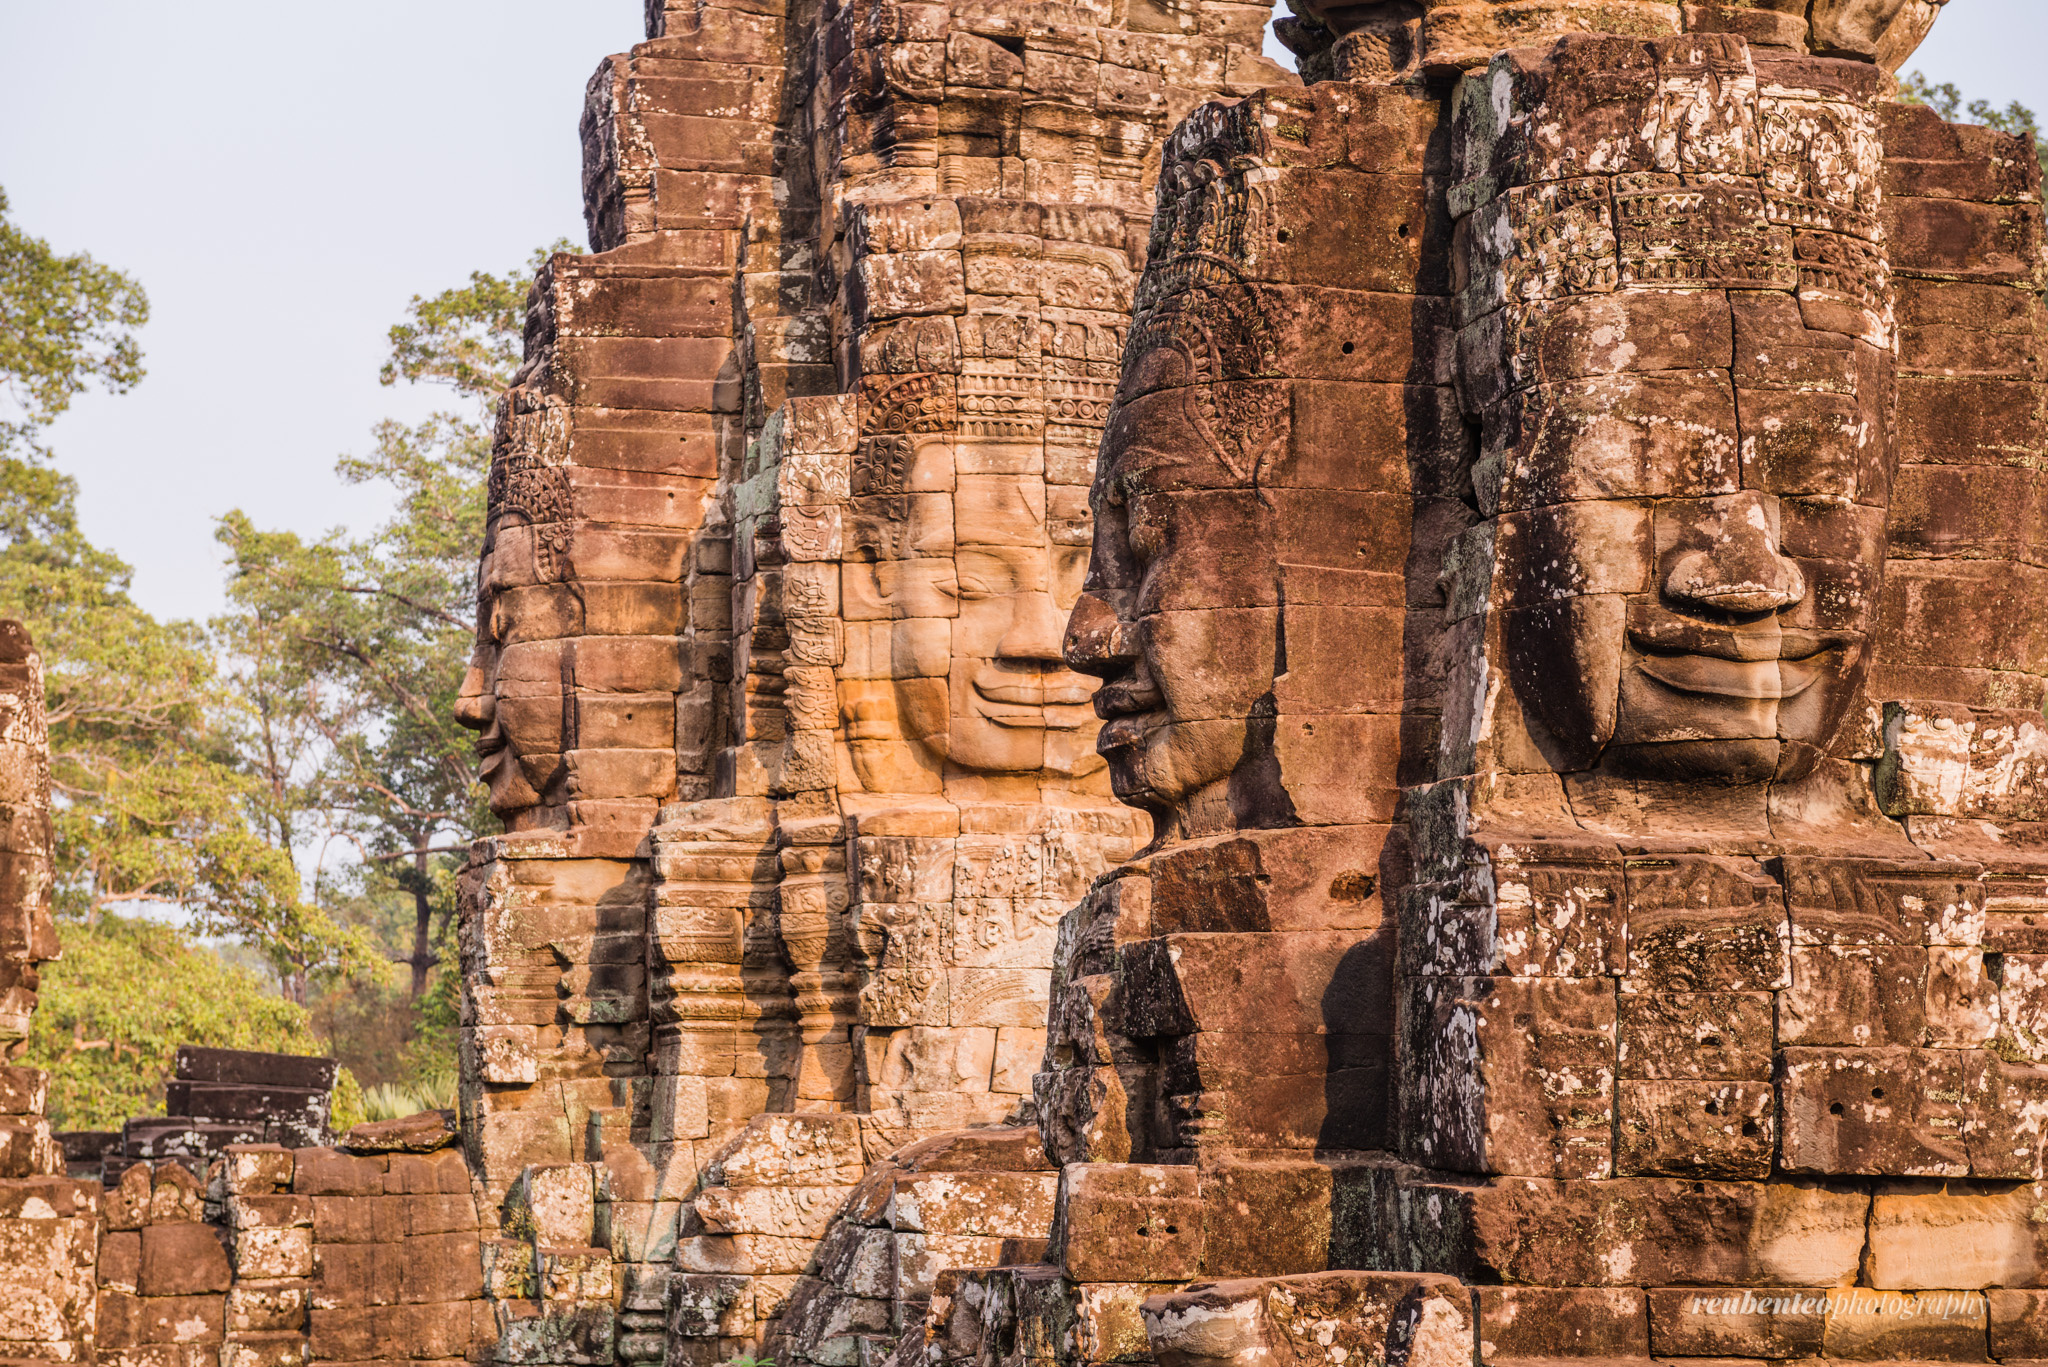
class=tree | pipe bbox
[22,912,319,1129]
[1900,71,2048,182]
[0,186,147,460]
[0,187,368,994]
[218,243,571,998]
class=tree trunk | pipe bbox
[407,845,436,997]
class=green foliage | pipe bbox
[1,189,572,1114]
[359,1068,456,1123]
[1899,71,2048,181]
[330,1066,367,1134]
[23,914,318,1130]
[402,963,463,1080]
[0,187,369,997]
[0,186,148,459]
[379,244,565,399]
[307,966,419,1088]
[218,242,575,1017]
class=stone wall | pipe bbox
[453,0,1289,1359]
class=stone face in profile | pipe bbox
[0,622,53,1058]
[1064,106,1444,843]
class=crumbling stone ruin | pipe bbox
[57,1047,344,1180]
[17,0,2048,1365]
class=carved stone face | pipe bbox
[847,429,1104,785]
[455,518,562,822]
[890,527,1099,778]
[1492,294,1890,782]
[1066,318,1288,831]
[1468,45,1894,784]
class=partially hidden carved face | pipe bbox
[455,454,570,822]
[845,423,1104,785]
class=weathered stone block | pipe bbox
[1050,1164,1202,1283]
[138,1223,233,1296]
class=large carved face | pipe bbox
[455,473,568,822]
[1065,264,1288,832]
[890,473,1100,776]
[1491,292,1890,783]
[1470,47,1894,783]
[845,422,1103,786]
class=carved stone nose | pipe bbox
[1063,592,1130,673]
[1661,494,1807,615]
[1663,539,1806,615]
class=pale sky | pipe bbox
[0,1,2040,625]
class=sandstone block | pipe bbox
[290,1149,385,1197]
[1050,1164,1202,1283]
[225,1279,309,1334]
[222,1146,294,1196]
[885,1170,1056,1236]
[232,1225,313,1280]
[1649,1286,1827,1358]
[1868,1188,2041,1289]
[100,1229,141,1293]
[1478,1286,1647,1359]
[138,1223,233,1296]
[1991,1288,2048,1358]
[1140,1271,1472,1367]
[1615,1080,1772,1179]
[1777,1046,1971,1177]
[1822,1287,1987,1360]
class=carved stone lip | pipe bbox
[1096,713,1153,754]
[1626,622,1851,664]
[975,679,1094,706]
[973,676,1093,728]
[1627,619,1782,662]
[1633,655,1820,701]
[1090,667,1163,719]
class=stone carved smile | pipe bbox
[971,673,1094,726]
[1633,654,1820,701]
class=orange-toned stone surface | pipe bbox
[23,0,2048,1364]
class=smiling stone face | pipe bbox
[878,460,1101,779]
[1461,37,1896,783]
[836,361,1107,793]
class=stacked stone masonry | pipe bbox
[456,0,1285,1357]
[18,1,2048,1367]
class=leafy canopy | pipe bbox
[24,913,318,1129]
[216,242,569,1013]
[0,186,148,458]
